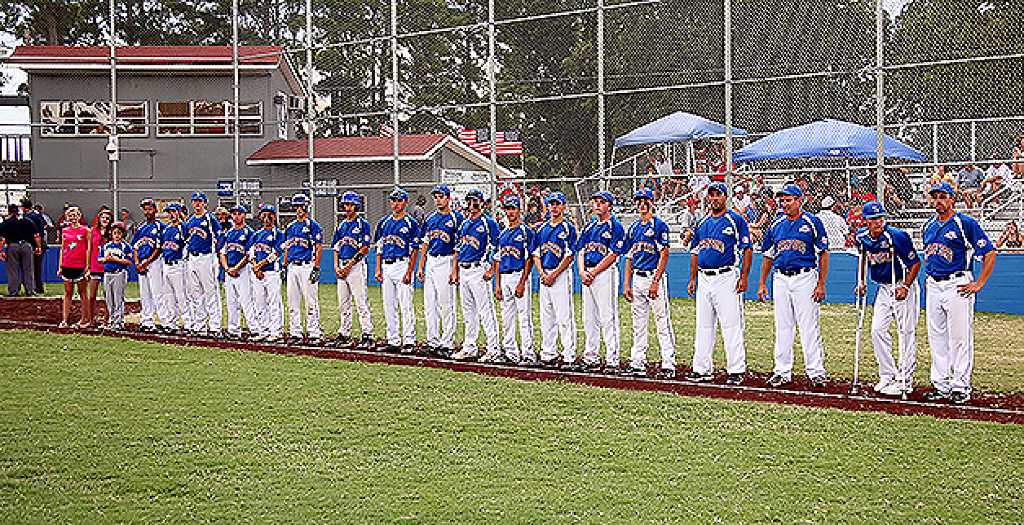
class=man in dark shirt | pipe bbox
[21,199,48,294]
[0,204,42,296]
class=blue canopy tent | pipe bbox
[733,119,927,163]
[614,111,749,148]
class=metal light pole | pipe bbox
[723,0,733,204]
[488,0,497,208]
[597,0,606,187]
[232,0,240,204]
[875,0,886,199]
[109,0,119,212]
[306,0,315,216]
[391,0,400,186]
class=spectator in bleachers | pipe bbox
[996,220,1023,251]
[732,184,753,219]
[817,196,851,251]
[639,165,661,201]
[677,197,701,246]
[663,165,687,201]
[982,162,1012,206]
[925,165,955,206]
[1013,135,1024,178]
[687,169,710,201]
[957,163,985,208]
[748,196,776,245]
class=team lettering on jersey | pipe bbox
[424,229,452,244]
[695,238,726,254]
[628,240,657,257]
[284,237,312,250]
[162,239,181,252]
[189,225,209,239]
[381,235,408,250]
[539,241,564,259]
[334,237,361,250]
[499,244,524,260]
[865,250,893,266]
[776,238,808,254]
[583,241,610,256]
[134,237,158,250]
[460,234,482,251]
[924,243,954,262]
[223,241,247,254]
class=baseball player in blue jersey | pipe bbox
[854,200,922,397]
[576,190,625,372]
[416,185,462,356]
[183,192,222,336]
[374,188,420,352]
[219,204,257,340]
[532,191,578,368]
[757,183,829,388]
[623,188,675,378]
[133,198,166,332]
[282,193,323,344]
[494,195,537,365]
[688,182,753,385]
[160,203,188,334]
[450,188,501,361]
[332,191,374,348]
[920,182,997,405]
[249,204,285,342]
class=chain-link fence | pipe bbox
[2,0,1023,247]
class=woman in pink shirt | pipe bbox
[57,206,92,328]
[85,209,114,328]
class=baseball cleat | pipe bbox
[809,375,827,389]
[308,337,322,346]
[560,361,582,372]
[582,361,603,373]
[383,344,401,353]
[766,374,791,388]
[656,368,676,380]
[622,366,647,377]
[479,351,503,363]
[873,379,893,393]
[358,335,376,349]
[451,349,478,361]
[519,355,541,367]
[684,371,713,383]
[539,358,559,369]
[285,336,303,345]
[921,389,950,402]
[725,373,746,385]
[879,382,906,397]
[333,335,351,348]
[602,366,622,375]
[949,391,971,405]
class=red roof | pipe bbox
[7,45,283,65]
[248,135,448,162]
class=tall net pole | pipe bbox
[391,0,400,187]
[875,0,886,200]
[723,0,733,203]
[597,0,606,185]
[488,0,497,207]
[232,0,240,204]
[108,0,119,212]
[306,0,315,215]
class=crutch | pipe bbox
[852,248,868,395]
[889,240,908,401]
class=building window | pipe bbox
[157,100,263,137]
[40,101,148,137]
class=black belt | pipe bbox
[189,251,212,256]
[291,261,311,266]
[460,261,483,269]
[932,271,967,282]
[382,257,407,264]
[700,267,733,276]
[634,269,653,277]
[777,267,814,277]
[165,259,183,266]
[499,268,523,275]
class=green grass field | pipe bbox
[1,329,1023,523]
[43,280,1024,393]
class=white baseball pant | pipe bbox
[225,266,257,336]
[161,260,188,329]
[498,270,535,361]
[926,273,974,393]
[629,271,676,370]
[459,263,499,356]
[423,255,456,348]
[337,259,373,337]
[186,252,221,333]
[381,259,415,346]
[539,269,576,363]
[771,270,827,379]
[582,266,620,366]
[286,262,321,338]
[138,257,165,328]
[693,269,746,375]
[871,281,920,385]
[250,269,283,338]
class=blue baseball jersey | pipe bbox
[160,223,186,264]
[761,212,828,271]
[533,220,577,270]
[921,212,994,278]
[101,241,132,273]
[250,228,283,272]
[691,211,752,269]
[374,215,420,259]
[284,218,323,263]
[132,220,164,262]
[220,225,254,268]
[625,217,670,271]
[184,212,221,255]
[456,215,499,264]
[420,210,463,257]
[497,224,535,273]
[576,217,626,268]
[854,226,919,284]
[332,217,372,260]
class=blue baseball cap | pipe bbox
[775,183,804,197]
[259,203,277,214]
[502,195,521,209]
[163,202,184,213]
[633,188,654,200]
[707,181,728,195]
[431,184,451,196]
[465,188,485,201]
[340,191,361,206]
[229,204,248,214]
[591,190,615,205]
[862,200,885,219]
[139,197,156,208]
[291,193,309,206]
[929,181,955,196]
[388,187,409,201]
[546,191,566,205]
[190,191,208,202]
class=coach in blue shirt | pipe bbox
[757,183,829,388]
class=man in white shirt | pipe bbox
[817,196,850,251]
[732,185,752,217]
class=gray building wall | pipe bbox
[27,70,296,219]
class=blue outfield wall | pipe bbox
[7,249,1022,315]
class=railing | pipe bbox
[0,134,30,162]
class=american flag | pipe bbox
[458,128,523,156]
